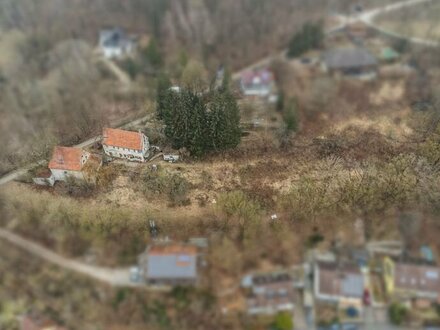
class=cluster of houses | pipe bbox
[33,128,150,186]
[234,243,440,328]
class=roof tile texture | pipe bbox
[103,128,143,151]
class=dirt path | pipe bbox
[96,54,131,88]
[360,0,438,46]
[0,228,142,287]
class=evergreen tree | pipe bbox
[207,91,239,151]
[143,38,163,69]
[287,22,323,58]
[156,73,172,120]
[158,86,241,156]
[283,98,298,132]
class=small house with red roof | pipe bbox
[102,128,150,162]
[48,146,95,182]
[240,69,274,97]
[141,243,198,286]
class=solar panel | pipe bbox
[426,271,439,279]
[341,274,364,297]
[177,255,191,263]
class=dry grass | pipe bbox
[375,1,440,40]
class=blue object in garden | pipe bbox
[421,245,435,263]
[346,306,359,318]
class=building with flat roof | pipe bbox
[383,257,440,303]
[314,261,365,304]
[242,270,295,315]
[143,244,198,286]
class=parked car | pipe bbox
[363,288,371,306]
[163,154,180,163]
[130,266,141,282]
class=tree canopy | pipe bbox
[157,84,241,156]
[287,22,323,58]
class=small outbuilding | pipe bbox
[48,146,100,182]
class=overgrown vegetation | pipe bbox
[137,167,191,206]
[389,302,408,325]
[272,312,294,330]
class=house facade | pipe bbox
[99,27,135,59]
[240,69,274,97]
[48,146,91,182]
[143,244,198,286]
[242,271,295,315]
[383,257,440,303]
[102,128,150,162]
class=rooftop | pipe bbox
[252,272,292,286]
[48,147,86,171]
[102,128,144,151]
[323,47,377,70]
[317,262,364,299]
[147,244,198,280]
[394,263,440,295]
[246,271,295,313]
[241,69,274,87]
[99,27,132,48]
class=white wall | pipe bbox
[102,47,123,59]
[101,42,134,59]
[50,169,85,182]
[103,134,150,162]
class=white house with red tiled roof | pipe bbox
[102,128,150,162]
[48,146,92,182]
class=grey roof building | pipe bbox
[322,47,377,75]
[144,244,198,286]
[243,271,296,315]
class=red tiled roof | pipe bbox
[149,244,197,256]
[48,147,84,171]
[102,128,143,151]
[241,69,274,86]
